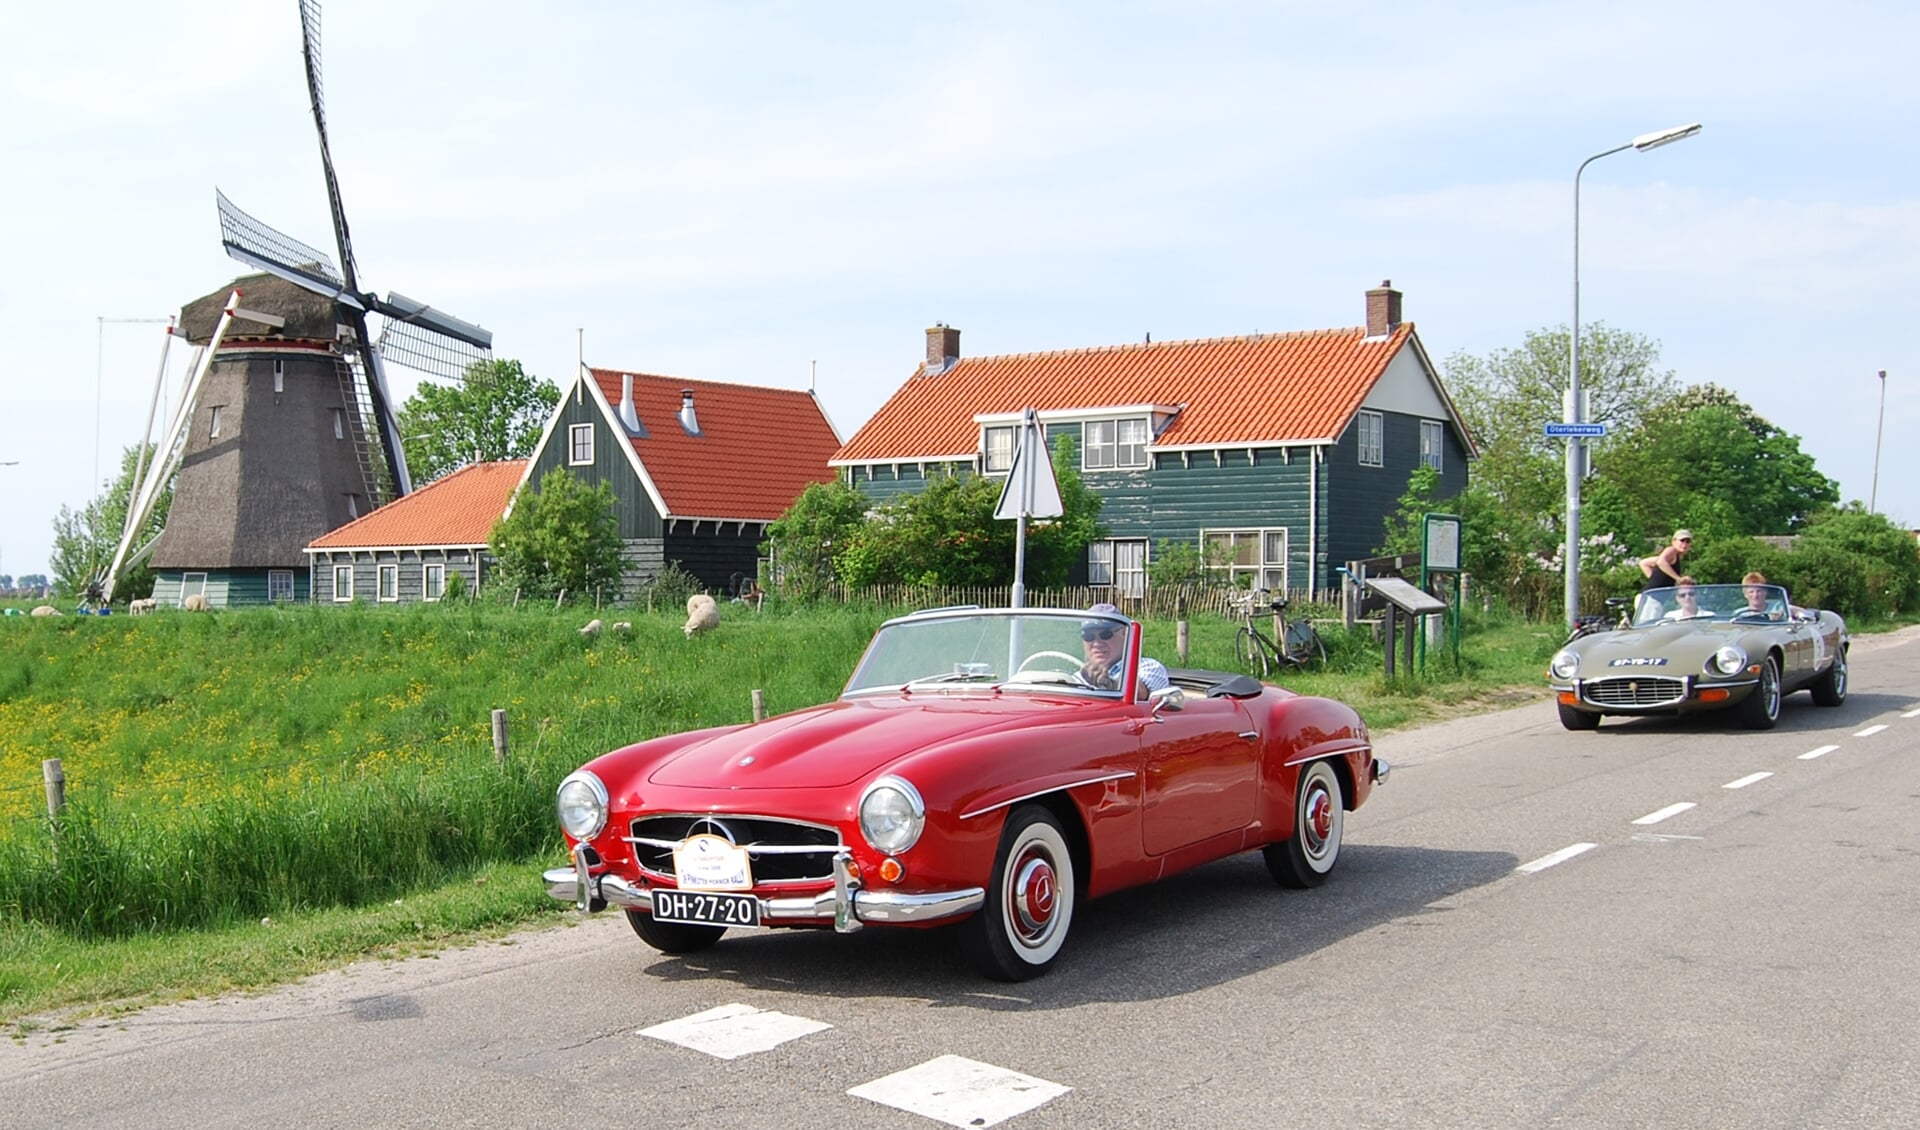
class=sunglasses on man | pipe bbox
[1081,626,1120,642]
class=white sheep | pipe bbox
[30,604,61,617]
[683,593,720,637]
[579,618,604,637]
[129,598,158,616]
[183,594,211,612]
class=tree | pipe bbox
[397,359,560,485]
[488,469,624,600]
[50,444,168,600]
[762,479,872,599]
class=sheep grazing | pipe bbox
[182,594,211,612]
[579,618,604,637]
[128,598,158,616]
[30,605,62,617]
[611,621,632,632]
[684,593,720,637]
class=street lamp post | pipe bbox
[1870,369,1887,513]
[1566,122,1702,629]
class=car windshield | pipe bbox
[843,608,1131,697]
[1633,583,1789,627]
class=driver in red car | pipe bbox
[1078,602,1171,696]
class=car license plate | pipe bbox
[651,889,760,928]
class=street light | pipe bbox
[1870,369,1887,513]
[1566,122,1703,629]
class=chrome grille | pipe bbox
[1582,676,1687,708]
[626,814,842,884]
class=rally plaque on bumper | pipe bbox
[652,889,760,927]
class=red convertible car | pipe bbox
[542,605,1387,980]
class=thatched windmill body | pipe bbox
[105,0,491,606]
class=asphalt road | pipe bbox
[5,627,1917,1129]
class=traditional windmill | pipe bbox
[104,0,491,606]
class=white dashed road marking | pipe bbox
[1516,843,1597,874]
[1633,802,1697,826]
[639,1003,832,1059]
[1724,772,1773,789]
[849,1054,1071,1128]
[1854,724,1889,738]
[1903,708,1920,719]
[1799,744,1839,760]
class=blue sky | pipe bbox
[3,1,1915,579]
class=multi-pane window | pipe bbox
[1112,539,1147,597]
[423,563,446,601]
[333,564,353,602]
[982,426,1014,473]
[1419,420,1444,471]
[268,570,293,602]
[1084,417,1149,470]
[1203,528,1288,592]
[378,564,399,602]
[1358,411,1384,467]
[569,423,594,465]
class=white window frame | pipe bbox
[332,408,345,440]
[273,360,284,393]
[423,563,446,602]
[1358,411,1384,467]
[982,425,1014,474]
[332,564,354,602]
[377,564,399,602]
[1083,417,1150,471]
[1087,541,1114,584]
[179,572,207,607]
[1203,527,1288,593]
[268,570,294,602]
[569,423,594,465]
[1419,419,1444,471]
[209,406,224,439]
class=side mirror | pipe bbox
[1149,685,1186,712]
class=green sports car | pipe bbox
[1548,583,1849,731]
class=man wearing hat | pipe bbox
[1079,602,1171,696]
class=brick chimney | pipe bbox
[1365,280,1402,338]
[924,323,961,373]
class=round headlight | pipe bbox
[557,771,609,841]
[1549,650,1580,681]
[1710,646,1748,677]
[859,776,926,855]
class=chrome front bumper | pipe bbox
[542,846,984,933]
[1372,758,1391,785]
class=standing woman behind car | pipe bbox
[1639,529,1693,592]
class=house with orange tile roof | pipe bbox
[513,367,842,596]
[306,459,526,601]
[832,282,1473,598]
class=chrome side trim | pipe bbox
[958,770,1135,820]
[1283,744,1371,768]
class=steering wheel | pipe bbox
[1731,609,1774,623]
[1017,650,1086,676]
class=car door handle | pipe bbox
[1238,731,1259,740]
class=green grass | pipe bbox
[0,596,1619,1029]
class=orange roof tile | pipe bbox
[589,370,841,520]
[833,323,1419,463]
[308,460,526,549]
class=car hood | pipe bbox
[646,694,1073,790]
[1572,620,1757,666]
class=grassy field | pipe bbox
[0,597,1569,1030]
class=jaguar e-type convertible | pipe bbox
[543,605,1387,980]
[1548,582,1848,731]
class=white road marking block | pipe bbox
[849,1054,1071,1128]
[1799,744,1839,760]
[1854,724,1888,738]
[1632,802,1697,825]
[638,1003,831,1060]
[1516,842,1597,874]
[1724,772,1773,789]
[1902,708,1920,719]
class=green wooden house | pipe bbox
[831,282,1474,599]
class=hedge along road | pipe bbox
[3,625,1918,1130]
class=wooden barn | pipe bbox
[831,282,1474,599]
[305,460,526,602]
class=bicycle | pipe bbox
[1231,589,1327,677]
[1563,595,1635,645]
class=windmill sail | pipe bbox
[215,191,359,306]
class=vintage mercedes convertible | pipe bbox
[543,605,1387,980]
[1548,582,1848,731]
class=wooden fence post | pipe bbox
[491,709,509,763]
[43,758,65,821]
[751,689,767,723]
[1176,620,1189,664]
[555,589,567,609]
